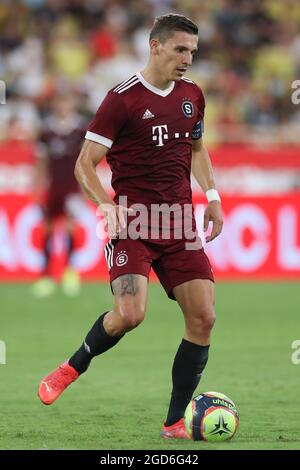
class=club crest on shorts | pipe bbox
[182,100,194,118]
[116,251,128,267]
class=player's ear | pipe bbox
[149,38,161,56]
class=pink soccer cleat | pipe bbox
[161,418,191,439]
[38,361,79,405]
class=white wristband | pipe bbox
[206,189,221,202]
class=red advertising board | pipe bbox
[0,194,299,281]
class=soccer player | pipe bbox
[38,14,223,439]
[32,94,85,297]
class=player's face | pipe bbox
[156,31,198,82]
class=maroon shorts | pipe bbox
[104,238,214,300]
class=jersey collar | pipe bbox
[136,71,175,97]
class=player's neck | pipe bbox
[141,66,173,91]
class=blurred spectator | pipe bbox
[90,22,118,60]
[0,119,37,195]
[48,16,91,81]
[0,92,41,139]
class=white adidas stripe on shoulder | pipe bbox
[115,79,139,94]
[116,79,139,94]
[113,75,139,94]
[113,75,136,92]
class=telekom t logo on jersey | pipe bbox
[152,124,190,146]
[152,125,169,147]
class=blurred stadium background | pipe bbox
[1,0,300,451]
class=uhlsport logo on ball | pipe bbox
[184,391,239,442]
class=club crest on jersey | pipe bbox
[116,251,128,267]
[182,100,194,118]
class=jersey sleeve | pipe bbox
[192,87,206,140]
[85,91,128,149]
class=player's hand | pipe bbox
[99,203,134,238]
[204,201,223,243]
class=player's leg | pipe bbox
[69,237,152,371]
[162,279,215,438]
[43,218,53,276]
[32,218,56,297]
[153,244,215,437]
[65,216,75,266]
[68,274,148,373]
[61,215,81,296]
[105,274,149,334]
[63,192,85,267]
[33,187,62,297]
[38,238,152,405]
[38,274,148,405]
[165,279,215,425]
[175,278,215,345]
[42,186,61,277]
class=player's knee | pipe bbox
[118,305,145,332]
[186,307,216,335]
[202,310,216,333]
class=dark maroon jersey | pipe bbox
[40,115,86,193]
[86,72,205,208]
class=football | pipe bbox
[184,391,239,442]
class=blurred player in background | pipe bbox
[32,94,86,297]
[38,14,223,439]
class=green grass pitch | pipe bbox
[0,281,299,450]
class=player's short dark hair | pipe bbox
[149,14,198,44]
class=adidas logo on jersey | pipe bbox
[142,109,155,119]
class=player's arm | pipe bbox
[191,138,223,242]
[74,140,128,237]
[75,139,112,206]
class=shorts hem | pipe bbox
[167,273,215,300]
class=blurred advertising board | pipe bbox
[0,194,299,281]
